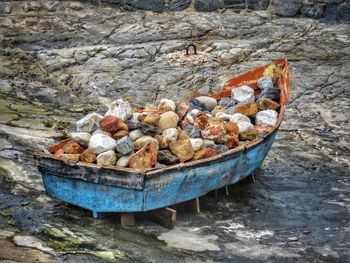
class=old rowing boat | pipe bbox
[34,59,291,218]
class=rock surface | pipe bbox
[88,134,117,154]
[0,2,349,262]
[96,150,117,166]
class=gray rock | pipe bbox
[324,3,350,22]
[301,4,324,19]
[183,124,202,138]
[162,128,178,142]
[224,0,246,9]
[258,88,280,102]
[23,1,41,12]
[231,85,255,103]
[194,0,225,12]
[169,0,191,11]
[230,113,251,124]
[257,77,274,90]
[140,122,159,136]
[106,99,133,121]
[126,0,165,12]
[0,230,15,238]
[213,144,229,154]
[129,129,144,141]
[195,96,218,111]
[71,132,91,147]
[115,136,134,155]
[126,113,141,130]
[271,0,303,17]
[202,139,216,148]
[1,4,12,14]
[89,134,117,154]
[255,110,278,127]
[14,235,54,254]
[248,0,269,10]
[76,112,103,133]
[188,99,206,112]
[218,97,236,109]
[116,154,131,167]
[97,150,117,166]
[227,106,236,115]
[190,138,203,151]
[158,150,179,164]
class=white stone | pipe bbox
[195,96,218,111]
[215,112,231,121]
[202,139,216,148]
[129,129,144,141]
[71,132,91,147]
[92,130,111,136]
[162,128,178,142]
[105,99,133,121]
[97,150,117,166]
[185,114,194,124]
[116,155,131,167]
[237,122,253,133]
[134,136,159,150]
[231,85,255,103]
[255,110,278,126]
[158,98,176,112]
[189,109,200,118]
[88,134,116,154]
[229,113,251,124]
[14,235,54,254]
[190,138,203,151]
[76,112,103,132]
[0,230,14,238]
[257,77,274,90]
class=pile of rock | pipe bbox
[48,77,280,170]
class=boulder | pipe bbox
[237,121,253,133]
[138,113,161,126]
[105,99,133,121]
[115,136,134,155]
[239,127,259,141]
[218,97,236,109]
[175,101,189,120]
[211,106,228,116]
[182,124,201,138]
[99,115,120,134]
[97,150,117,166]
[158,111,179,131]
[255,110,278,126]
[195,96,217,111]
[116,154,132,167]
[169,140,194,163]
[139,122,159,136]
[162,128,178,142]
[258,97,280,111]
[257,77,274,90]
[192,147,217,161]
[80,148,96,163]
[225,121,239,136]
[169,0,191,11]
[128,141,158,170]
[190,138,203,151]
[194,112,209,130]
[134,136,159,151]
[231,85,255,103]
[155,134,169,149]
[229,113,251,124]
[126,113,141,130]
[62,140,84,154]
[158,150,179,164]
[194,0,224,12]
[113,130,129,140]
[129,129,144,141]
[70,132,91,147]
[234,102,258,116]
[159,99,176,112]
[225,135,240,149]
[214,144,229,154]
[76,112,103,132]
[201,125,228,143]
[89,134,117,154]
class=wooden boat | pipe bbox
[34,59,291,222]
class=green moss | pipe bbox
[0,210,12,219]
[42,120,54,128]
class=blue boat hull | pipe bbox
[42,131,277,216]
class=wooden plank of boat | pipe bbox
[34,58,291,220]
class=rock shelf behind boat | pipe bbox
[46,77,280,170]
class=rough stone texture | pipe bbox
[0,1,349,262]
[126,0,165,12]
[271,0,303,17]
[169,0,191,11]
[194,0,225,12]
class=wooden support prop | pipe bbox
[251,173,256,183]
[148,207,177,229]
[184,198,201,214]
[225,186,230,196]
[120,213,134,227]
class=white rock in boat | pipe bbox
[257,77,274,90]
[237,121,253,133]
[71,132,91,147]
[116,154,131,167]
[158,99,176,112]
[96,150,117,166]
[189,109,200,118]
[76,112,103,132]
[255,110,278,126]
[229,113,251,124]
[195,96,217,111]
[89,133,117,154]
[115,136,134,155]
[190,138,203,151]
[105,99,133,121]
[129,129,144,141]
[202,139,216,148]
[162,128,178,142]
[231,85,255,103]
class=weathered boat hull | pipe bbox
[41,131,276,216]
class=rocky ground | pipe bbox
[0,1,349,262]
